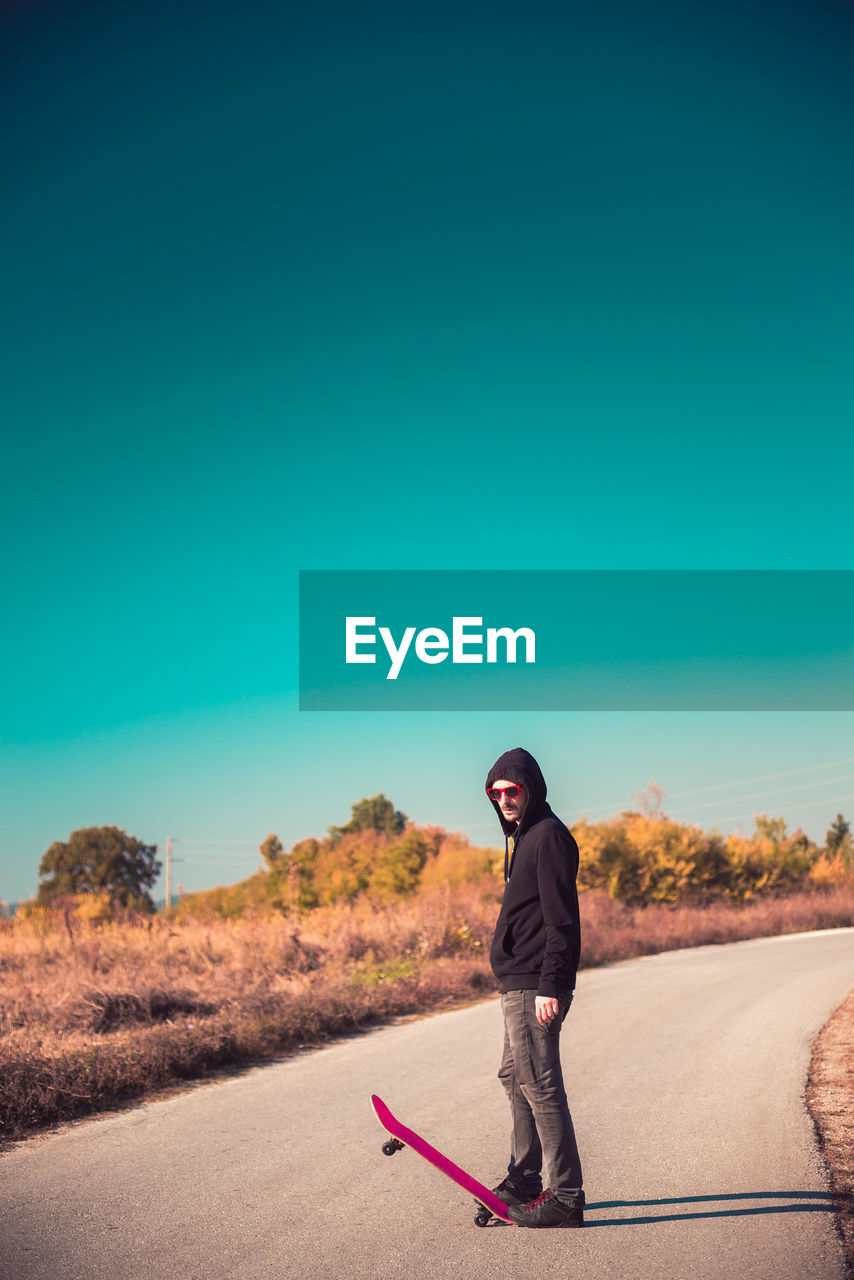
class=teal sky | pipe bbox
[2,0,853,902]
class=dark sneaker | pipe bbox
[475,1175,540,1221]
[507,1187,585,1228]
[488,1176,542,1208]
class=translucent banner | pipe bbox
[299,570,854,710]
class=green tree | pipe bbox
[37,825,161,911]
[368,830,431,901]
[287,837,321,910]
[825,813,853,864]
[259,833,284,870]
[329,794,407,840]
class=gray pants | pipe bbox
[498,989,583,1203]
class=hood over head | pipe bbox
[486,747,549,836]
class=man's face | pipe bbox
[489,778,528,825]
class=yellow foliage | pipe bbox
[420,837,501,891]
[576,812,731,905]
[167,802,831,921]
[576,810,820,906]
[810,852,854,889]
[15,900,51,930]
[73,891,115,923]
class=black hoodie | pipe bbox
[486,747,580,998]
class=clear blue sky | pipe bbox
[2,0,853,902]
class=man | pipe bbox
[484,746,585,1228]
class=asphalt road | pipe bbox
[2,928,853,1280]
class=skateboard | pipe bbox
[370,1093,513,1227]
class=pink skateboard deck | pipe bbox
[370,1094,513,1226]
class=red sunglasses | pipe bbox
[486,784,522,801]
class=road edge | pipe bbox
[807,988,854,1278]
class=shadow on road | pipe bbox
[585,1190,849,1227]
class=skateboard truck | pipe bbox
[472,1197,495,1228]
[381,1137,406,1156]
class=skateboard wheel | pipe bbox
[382,1141,397,1155]
[474,1211,492,1227]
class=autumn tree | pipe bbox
[420,833,501,890]
[753,814,788,844]
[576,812,730,905]
[38,826,161,912]
[809,813,854,888]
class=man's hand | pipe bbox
[535,995,560,1026]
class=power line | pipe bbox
[663,756,854,800]
[174,838,259,846]
[574,756,854,818]
[172,855,264,865]
[665,772,854,818]
[707,792,854,829]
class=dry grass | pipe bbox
[2,883,852,1142]
[807,991,854,1276]
[578,884,854,965]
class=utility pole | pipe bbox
[165,837,182,912]
[165,837,173,912]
